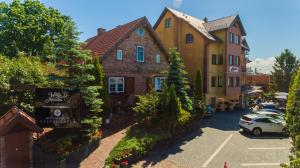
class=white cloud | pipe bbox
[247,57,275,74]
[172,0,183,9]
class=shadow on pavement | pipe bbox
[138,122,204,167]
[201,109,249,131]
[239,131,289,139]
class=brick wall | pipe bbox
[226,22,244,97]
[102,26,169,104]
[0,136,5,168]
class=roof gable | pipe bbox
[0,107,43,136]
[204,14,246,36]
[154,8,247,40]
[154,7,217,41]
[84,17,169,59]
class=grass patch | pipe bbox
[105,125,171,167]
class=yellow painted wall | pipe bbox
[155,10,205,82]
[207,30,226,99]
[155,11,175,50]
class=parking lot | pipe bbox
[135,110,291,168]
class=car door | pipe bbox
[255,118,273,132]
[268,118,284,132]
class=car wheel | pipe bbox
[282,128,289,136]
[252,128,262,136]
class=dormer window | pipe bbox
[136,28,144,37]
[165,18,172,28]
[186,33,194,44]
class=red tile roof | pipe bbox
[84,17,144,56]
[0,106,43,136]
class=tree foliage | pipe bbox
[166,48,193,112]
[0,55,48,113]
[193,69,206,117]
[0,0,78,60]
[282,68,300,168]
[133,91,159,127]
[271,49,299,92]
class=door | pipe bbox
[5,131,31,168]
[255,118,273,132]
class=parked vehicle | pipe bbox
[252,111,285,121]
[256,108,282,114]
[258,102,277,110]
[239,114,288,136]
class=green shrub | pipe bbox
[105,125,170,166]
[133,91,159,126]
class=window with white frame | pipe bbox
[235,56,240,66]
[234,35,240,45]
[117,49,123,60]
[156,54,160,63]
[229,55,234,65]
[136,46,144,62]
[229,32,234,43]
[109,77,124,93]
[154,77,166,91]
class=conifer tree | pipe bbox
[166,48,193,112]
[194,69,206,116]
[66,44,103,138]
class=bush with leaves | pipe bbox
[0,55,48,113]
[133,91,159,127]
[282,68,300,168]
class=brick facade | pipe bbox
[103,26,169,105]
[226,23,244,97]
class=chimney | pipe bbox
[97,28,106,36]
[204,17,208,23]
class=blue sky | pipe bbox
[3,0,300,61]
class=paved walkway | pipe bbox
[79,127,129,168]
[133,160,186,168]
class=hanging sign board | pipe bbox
[35,88,82,128]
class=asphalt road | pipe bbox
[136,110,291,168]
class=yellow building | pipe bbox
[154,8,250,110]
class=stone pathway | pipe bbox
[132,160,186,168]
[79,127,129,168]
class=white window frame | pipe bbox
[136,46,144,62]
[117,49,123,60]
[156,54,160,64]
[154,77,166,91]
[229,55,234,65]
[235,56,240,66]
[108,77,125,93]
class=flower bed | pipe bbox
[104,125,171,167]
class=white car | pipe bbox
[239,114,288,136]
[252,111,285,121]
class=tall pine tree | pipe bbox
[194,69,206,116]
[166,48,193,112]
[65,44,103,139]
[271,49,299,92]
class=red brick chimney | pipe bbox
[97,28,106,36]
